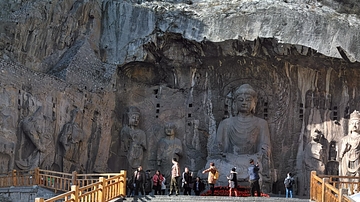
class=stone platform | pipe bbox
[110,195,311,202]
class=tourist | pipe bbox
[202,162,218,196]
[227,167,238,197]
[133,165,146,196]
[248,159,261,197]
[169,158,180,196]
[182,167,193,195]
[193,177,205,196]
[152,170,164,195]
[284,172,295,198]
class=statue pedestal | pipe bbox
[199,153,271,193]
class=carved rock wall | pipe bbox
[0,59,115,173]
[0,0,360,196]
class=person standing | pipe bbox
[152,170,164,195]
[284,172,295,198]
[169,158,180,196]
[133,165,146,196]
[126,177,135,197]
[193,177,205,196]
[227,167,238,197]
[145,170,152,195]
[202,162,218,196]
[248,159,261,197]
[182,167,193,195]
[161,177,166,195]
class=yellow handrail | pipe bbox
[310,171,356,202]
[36,170,127,202]
[0,168,126,202]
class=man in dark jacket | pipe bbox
[182,167,193,195]
[145,170,152,195]
[248,159,261,197]
[133,165,146,196]
[192,177,205,196]
[284,172,295,198]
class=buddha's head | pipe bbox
[234,84,258,114]
[165,122,176,136]
[349,110,360,134]
[126,106,141,127]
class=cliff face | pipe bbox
[0,0,360,195]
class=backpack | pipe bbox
[213,170,219,180]
[284,178,293,188]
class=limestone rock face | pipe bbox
[1,0,360,196]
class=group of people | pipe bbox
[167,158,206,196]
[127,159,295,198]
[202,160,262,197]
[127,158,206,197]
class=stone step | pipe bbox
[109,195,310,202]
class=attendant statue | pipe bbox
[339,110,360,177]
[207,84,272,191]
[304,129,327,174]
[157,122,183,179]
[58,108,85,172]
[121,106,147,169]
[303,129,327,195]
[16,106,52,170]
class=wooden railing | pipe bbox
[0,168,126,202]
[310,171,355,202]
[0,169,35,187]
[35,168,125,193]
[35,171,127,202]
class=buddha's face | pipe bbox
[129,113,140,127]
[236,93,256,114]
[350,119,360,134]
[165,124,175,136]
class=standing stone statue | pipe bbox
[157,122,183,179]
[16,106,52,170]
[304,129,327,174]
[207,84,272,191]
[303,129,327,194]
[121,106,147,169]
[58,108,85,172]
[339,110,360,177]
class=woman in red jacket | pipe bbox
[152,170,164,195]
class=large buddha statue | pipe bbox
[206,84,272,191]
